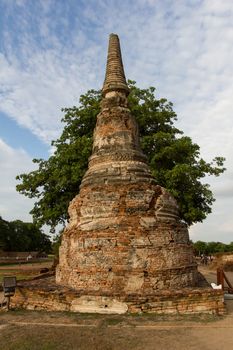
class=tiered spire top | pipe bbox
[102,33,129,96]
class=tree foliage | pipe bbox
[0,216,51,252]
[193,240,233,255]
[16,81,226,230]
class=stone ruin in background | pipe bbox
[11,34,225,314]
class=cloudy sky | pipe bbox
[0,0,232,242]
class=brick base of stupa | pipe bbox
[56,182,199,294]
[10,275,225,315]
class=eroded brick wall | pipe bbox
[56,35,199,296]
[11,279,225,315]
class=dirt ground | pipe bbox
[0,260,53,283]
[0,261,52,271]
[0,265,233,350]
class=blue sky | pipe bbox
[0,0,233,242]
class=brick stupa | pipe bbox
[56,34,202,312]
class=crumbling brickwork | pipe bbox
[56,34,199,298]
[12,278,225,315]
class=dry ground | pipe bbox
[0,260,53,283]
[0,265,233,350]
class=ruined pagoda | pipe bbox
[56,34,199,309]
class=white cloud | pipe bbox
[0,1,104,144]
[190,196,233,243]
[0,48,99,144]
[0,138,35,222]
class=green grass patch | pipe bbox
[0,259,53,267]
[0,268,40,283]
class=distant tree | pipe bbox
[206,241,225,254]
[0,216,11,251]
[193,241,208,255]
[16,81,226,230]
[226,242,233,253]
[193,240,233,255]
[0,216,51,252]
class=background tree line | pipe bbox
[193,240,233,256]
[0,216,51,253]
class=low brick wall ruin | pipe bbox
[10,277,225,315]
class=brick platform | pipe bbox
[11,277,225,315]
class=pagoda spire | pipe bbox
[102,33,129,96]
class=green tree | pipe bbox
[16,81,226,230]
[226,242,233,253]
[0,216,51,252]
[193,241,208,255]
[192,240,233,255]
[0,216,11,251]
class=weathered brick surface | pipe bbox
[56,34,198,295]
[54,34,224,314]
[11,277,225,315]
[57,181,198,293]
[102,34,129,96]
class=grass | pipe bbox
[0,271,36,283]
[1,308,221,324]
[0,260,53,283]
[0,309,230,350]
[0,258,53,267]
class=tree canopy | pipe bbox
[0,216,51,252]
[16,81,226,231]
[193,240,233,255]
